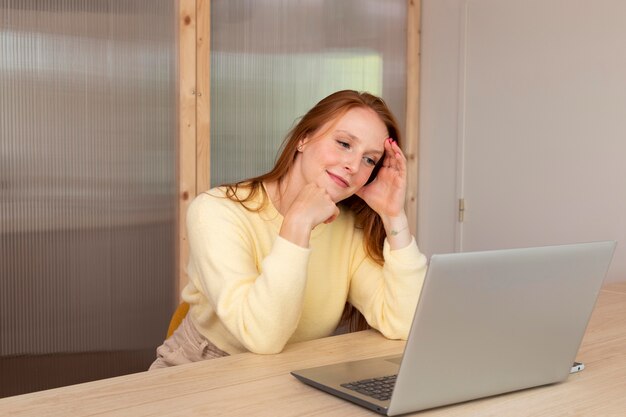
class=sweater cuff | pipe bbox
[272,235,311,257]
[383,237,427,271]
[264,235,311,282]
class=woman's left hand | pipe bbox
[356,138,407,220]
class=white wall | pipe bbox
[418,0,626,282]
[418,0,464,257]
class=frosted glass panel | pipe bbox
[0,0,176,393]
[210,0,407,186]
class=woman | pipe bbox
[150,90,428,369]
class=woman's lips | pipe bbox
[327,171,349,188]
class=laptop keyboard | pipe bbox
[340,374,397,401]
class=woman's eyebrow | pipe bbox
[336,130,384,156]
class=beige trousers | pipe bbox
[149,314,228,370]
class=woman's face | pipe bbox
[296,107,388,202]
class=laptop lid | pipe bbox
[388,241,616,415]
[291,241,616,416]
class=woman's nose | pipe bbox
[344,154,360,173]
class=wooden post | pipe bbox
[406,0,421,236]
[178,0,198,299]
[196,0,211,195]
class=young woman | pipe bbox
[150,90,428,369]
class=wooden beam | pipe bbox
[178,0,197,299]
[406,0,421,236]
[196,0,211,195]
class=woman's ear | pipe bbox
[297,136,310,152]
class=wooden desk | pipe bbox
[2,283,625,416]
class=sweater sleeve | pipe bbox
[347,237,428,340]
[186,193,310,354]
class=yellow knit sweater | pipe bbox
[182,187,428,355]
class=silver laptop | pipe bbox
[291,241,616,416]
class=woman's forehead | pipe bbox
[313,107,388,142]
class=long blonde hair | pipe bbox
[222,90,403,331]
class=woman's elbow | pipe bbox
[243,338,288,355]
[380,326,410,341]
[376,313,411,340]
[237,325,291,354]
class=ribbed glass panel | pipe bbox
[210,0,407,186]
[0,0,176,359]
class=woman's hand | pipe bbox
[356,138,412,250]
[280,183,339,248]
[356,138,407,220]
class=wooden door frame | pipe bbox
[406,0,421,244]
[177,0,420,297]
[177,0,210,297]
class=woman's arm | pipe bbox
[347,237,428,340]
[357,138,412,250]
[186,192,310,354]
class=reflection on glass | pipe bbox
[210,0,406,187]
[0,1,176,394]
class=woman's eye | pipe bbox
[363,157,377,167]
[337,140,350,149]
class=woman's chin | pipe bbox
[331,190,358,204]
[323,181,363,203]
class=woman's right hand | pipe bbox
[279,183,339,248]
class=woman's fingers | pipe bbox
[381,139,406,176]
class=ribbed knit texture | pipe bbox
[182,187,428,354]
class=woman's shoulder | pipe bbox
[190,184,268,215]
[190,186,228,207]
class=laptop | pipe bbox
[291,241,616,416]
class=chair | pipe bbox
[166,302,190,338]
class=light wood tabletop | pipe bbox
[1,282,625,417]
